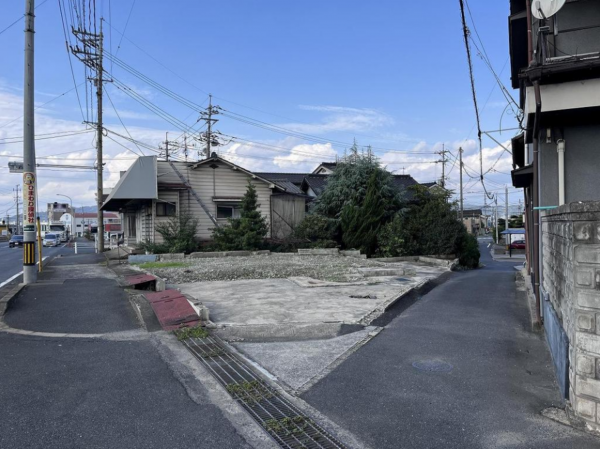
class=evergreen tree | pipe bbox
[340,172,386,256]
[212,181,268,250]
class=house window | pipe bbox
[156,202,176,216]
[217,205,241,219]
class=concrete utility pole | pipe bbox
[22,0,37,284]
[459,147,464,221]
[505,185,509,234]
[14,185,20,235]
[495,196,499,244]
[96,20,105,252]
[437,145,449,189]
[200,94,220,159]
[72,17,107,251]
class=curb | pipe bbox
[0,283,25,317]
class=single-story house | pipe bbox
[102,154,307,246]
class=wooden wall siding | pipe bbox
[271,194,306,239]
[154,191,179,244]
[157,161,274,239]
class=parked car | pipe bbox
[8,235,24,248]
[43,233,60,247]
[510,239,526,250]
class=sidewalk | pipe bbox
[301,242,600,448]
[0,253,269,448]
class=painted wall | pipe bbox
[539,125,600,207]
[157,161,274,239]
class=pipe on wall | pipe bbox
[526,0,534,65]
[557,139,566,205]
[533,80,542,325]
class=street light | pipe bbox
[57,194,73,240]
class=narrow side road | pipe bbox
[302,239,600,448]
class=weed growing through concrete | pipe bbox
[201,348,225,358]
[174,325,209,340]
[263,416,313,436]
[226,380,274,404]
[137,261,190,269]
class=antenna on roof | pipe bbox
[531,0,566,19]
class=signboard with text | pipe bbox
[23,172,35,232]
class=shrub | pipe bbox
[155,212,200,254]
[294,215,337,242]
[458,233,480,269]
[212,181,268,251]
[376,214,408,257]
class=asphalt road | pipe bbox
[302,239,600,449]
[0,241,70,287]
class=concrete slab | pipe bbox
[234,327,380,393]
[177,261,448,340]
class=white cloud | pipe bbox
[283,105,393,135]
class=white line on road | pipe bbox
[0,256,49,289]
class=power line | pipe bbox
[115,0,136,56]
[0,0,49,36]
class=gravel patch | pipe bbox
[144,254,387,283]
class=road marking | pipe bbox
[0,256,49,289]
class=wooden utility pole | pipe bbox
[459,147,464,221]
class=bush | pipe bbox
[136,240,169,254]
[376,214,408,257]
[212,181,268,251]
[155,212,200,254]
[294,215,337,242]
[375,186,480,268]
[458,233,480,269]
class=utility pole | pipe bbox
[165,132,169,161]
[14,185,20,235]
[72,16,108,252]
[459,147,464,221]
[505,184,509,233]
[200,95,220,159]
[22,0,37,284]
[495,195,499,244]
[437,144,449,188]
[96,19,105,252]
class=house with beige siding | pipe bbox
[101,154,307,247]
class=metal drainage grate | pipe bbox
[183,335,347,449]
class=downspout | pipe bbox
[532,80,542,325]
[526,0,534,65]
[557,139,566,205]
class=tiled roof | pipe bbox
[302,175,329,196]
[254,172,308,186]
[463,209,484,217]
[392,175,421,201]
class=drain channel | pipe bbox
[183,335,347,449]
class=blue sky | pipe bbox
[0,0,523,214]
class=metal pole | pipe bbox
[459,147,464,221]
[57,194,73,241]
[22,0,37,284]
[96,20,105,252]
[165,132,169,161]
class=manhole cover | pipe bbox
[412,360,453,372]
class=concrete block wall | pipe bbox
[542,201,600,432]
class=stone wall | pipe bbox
[542,201,600,431]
